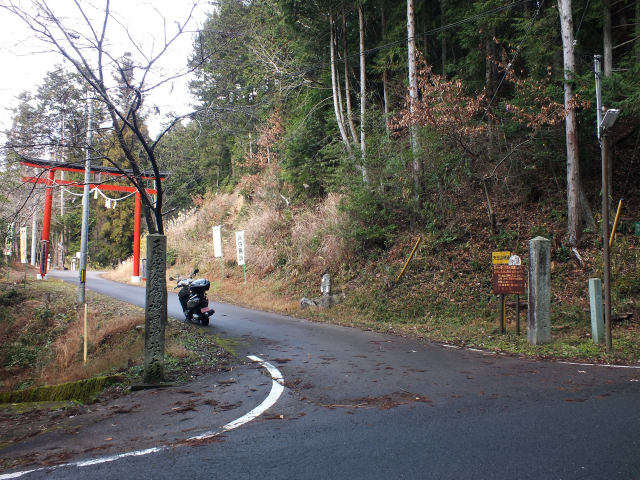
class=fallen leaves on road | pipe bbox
[322,391,432,410]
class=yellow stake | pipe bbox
[83,302,88,363]
[396,237,422,282]
[609,199,623,248]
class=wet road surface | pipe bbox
[8,270,638,479]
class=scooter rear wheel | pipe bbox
[200,317,209,326]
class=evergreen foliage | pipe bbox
[4,0,640,259]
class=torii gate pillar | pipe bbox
[132,192,142,282]
[38,169,55,279]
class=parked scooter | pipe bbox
[171,269,214,326]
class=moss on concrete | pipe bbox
[0,375,121,404]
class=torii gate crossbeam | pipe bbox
[21,158,168,282]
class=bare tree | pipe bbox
[2,0,202,234]
[1,0,203,383]
[329,11,352,155]
[343,10,360,148]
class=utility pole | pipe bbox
[59,111,66,269]
[78,94,93,304]
[595,55,619,352]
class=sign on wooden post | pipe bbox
[19,227,28,264]
[492,252,526,335]
[236,230,246,284]
[492,265,526,295]
[492,251,511,265]
[235,231,245,266]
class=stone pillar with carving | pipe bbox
[528,236,551,345]
[144,234,167,383]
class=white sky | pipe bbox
[0,0,212,140]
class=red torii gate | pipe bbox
[21,158,168,281]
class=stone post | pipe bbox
[143,234,167,384]
[588,278,605,344]
[321,273,331,296]
[528,236,551,345]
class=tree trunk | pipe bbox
[441,0,447,75]
[407,0,422,195]
[329,13,352,154]
[485,35,496,161]
[359,5,367,183]
[558,0,582,246]
[580,188,597,231]
[603,0,613,76]
[603,0,614,198]
[381,7,390,134]
[636,0,640,62]
[343,11,360,147]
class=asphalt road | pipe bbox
[26,270,640,479]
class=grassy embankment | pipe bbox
[107,166,640,365]
[0,265,233,397]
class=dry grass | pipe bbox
[41,302,144,385]
[158,170,349,302]
[289,193,346,275]
[166,341,191,359]
[210,274,300,314]
[0,273,146,390]
[103,257,136,284]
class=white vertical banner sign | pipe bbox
[235,231,246,266]
[19,227,28,264]
[212,225,223,258]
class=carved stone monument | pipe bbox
[144,234,167,383]
[321,273,331,296]
[528,236,551,345]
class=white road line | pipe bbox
[440,342,640,369]
[0,355,284,479]
[558,361,640,370]
[188,355,284,440]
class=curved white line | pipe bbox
[188,355,284,440]
[0,355,285,479]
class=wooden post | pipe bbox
[602,135,612,352]
[499,294,505,334]
[516,294,521,335]
[83,303,88,363]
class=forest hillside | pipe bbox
[107,155,640,363]
[2,1,640,362]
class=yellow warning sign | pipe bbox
[492,251,511,265]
